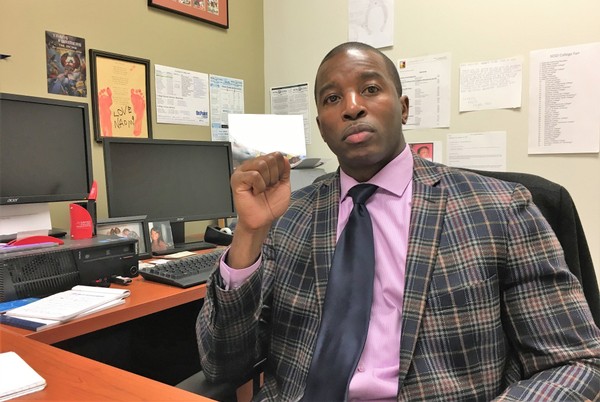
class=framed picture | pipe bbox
[148,221,175,254]
[409,142,434,161]
[409,141,443,163]
[89,49,152,142]
[97,215,151,259]
[148,0,229,29]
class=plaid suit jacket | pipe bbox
[198,155,600,401]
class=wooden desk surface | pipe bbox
[3,275,207,344]
[1,327,213,401]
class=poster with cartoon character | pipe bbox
[46,31,87,97]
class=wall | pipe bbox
[0,0,264,238]
[263,0,600,284]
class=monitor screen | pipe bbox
[103,138,236,227]
[0,93,93,205]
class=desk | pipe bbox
[1,326,212,401]
[6,275,207,345]
[1,269,215,401]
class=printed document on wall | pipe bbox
[528,43,600,154]
[210,75,244,141]
[348,0,394,49]
[397,53,451,130]
[270,83,311,144]
[154,65,209,126]
[447,131,507,172]
[459,56,522,112]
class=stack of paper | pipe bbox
[0,351,46,401]
[0,286,130,332]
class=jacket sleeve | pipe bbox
[494,184,600,401]
[196,260,268,384]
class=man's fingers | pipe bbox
[233,152,289,195]
[262,152,287,189]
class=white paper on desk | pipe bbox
[12,298,127,332]
[528,42,600,154]
[0,204,52,236]
[228,114,306,168]
[459,56,523,111]
[6,286,130,322]
[162,251,196,259]
[0,351,46,401]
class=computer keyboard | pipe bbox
[139,249,224,288]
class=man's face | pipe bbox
[315,48,408,181]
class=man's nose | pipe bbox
[342,92,366,120]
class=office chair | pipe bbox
[178,168,600,401]
[177,358,264,402]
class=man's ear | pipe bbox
[400,95,409,124]
[316,116,323,138]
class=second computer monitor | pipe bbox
[103,138,236,245]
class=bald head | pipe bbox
[314,42,402,101]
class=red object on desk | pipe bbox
[8,236,64,246]
[70,203,93,239]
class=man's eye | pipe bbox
[324,94,340,104]
[365,86,379,94]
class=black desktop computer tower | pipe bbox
[0,235,139,302]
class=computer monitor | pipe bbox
[0,93,93,206]
[103,138,236,247]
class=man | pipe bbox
[197,42,600,400]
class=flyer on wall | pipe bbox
[46,31,87,97]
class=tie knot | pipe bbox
[348,184,378,205]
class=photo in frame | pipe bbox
[408,141,443,163]
[148,0,229,29]
[148,221,175,254]
[409,142,434,161]
[89,49,152,142]
[97,215,151,259]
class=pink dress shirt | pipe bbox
[220,146,413,401]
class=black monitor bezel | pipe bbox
[0,92,93,205]
[102,137,237,224]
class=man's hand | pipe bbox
[227,152,291,268]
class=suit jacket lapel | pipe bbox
[398,159,447,385]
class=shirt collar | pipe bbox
[339,144,413,201]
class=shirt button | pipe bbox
[357,365,365,372]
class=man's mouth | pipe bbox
[342,124,374,144]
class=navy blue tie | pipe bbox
[302,184,378,401]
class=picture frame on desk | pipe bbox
[148,0,229,29]
[89,49,153,142]
[97,215,151,259]
[148,221,175,255]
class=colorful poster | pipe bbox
[46,31,87,97]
